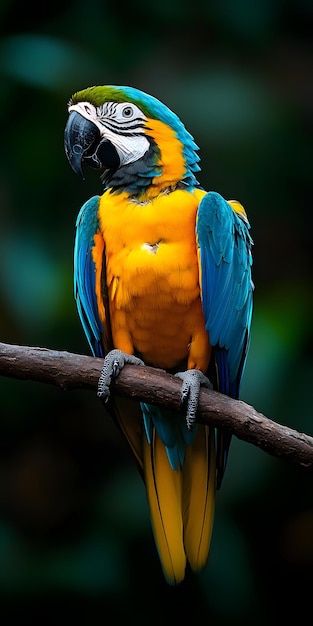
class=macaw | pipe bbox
[64,85,253,584]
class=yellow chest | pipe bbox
[97,188,209,368]
[98,188,205,306]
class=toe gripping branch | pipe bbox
[175,369,213,429]
[97,349,144,402]
[97,352,212,431]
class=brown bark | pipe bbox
[0,341,312,467]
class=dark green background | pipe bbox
[0,1,312,624]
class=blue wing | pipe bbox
[74,195,107,358]
[196,191,253,482]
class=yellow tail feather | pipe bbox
[182,425,216,572]
[143,429,186,584]
[142,424,216,583]
[115,399,216,583]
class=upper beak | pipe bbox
[64,110,120,178]
[64,111,101,178]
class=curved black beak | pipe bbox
[64,111,100,178]
[64,111,120,178]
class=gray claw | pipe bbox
[97,349,144,401]
[175,369,212,429]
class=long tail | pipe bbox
[183,425,216,572]
[143,424,216,584]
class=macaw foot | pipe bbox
[97,349,144,402]
[175,369,212,430]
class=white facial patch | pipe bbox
[68,101,150,167]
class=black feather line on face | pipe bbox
[100,138,161,194]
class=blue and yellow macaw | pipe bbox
[64,85,253,584]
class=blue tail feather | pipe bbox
[140,402,197,470]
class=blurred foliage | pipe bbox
[0,1,312,624]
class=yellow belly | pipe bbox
[98,188,211,371]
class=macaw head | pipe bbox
[64,85,201,196]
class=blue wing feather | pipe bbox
[197,191,253,395]
[196,191,253,485]
[74,195,105,358]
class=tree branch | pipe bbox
[0,341,312,468]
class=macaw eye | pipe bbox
[122,106,134,118]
